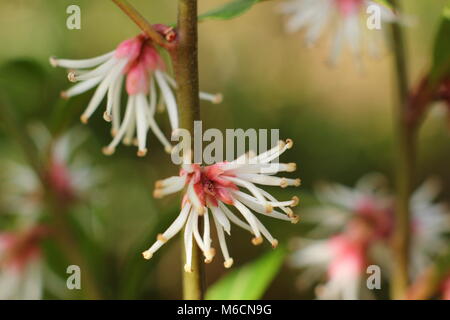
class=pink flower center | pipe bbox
[46,158,76,205]
[335,0,363,16]
[328,235,366,279]
[184,164,238,207]
[116,34,165,95]
[355,197,393,240]
[0,226,48,272]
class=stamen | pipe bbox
[271,239,279,249]
[62,76,103,99]
[254,186,294,216]
[155,175,187,189]
[112,75,124,135]
[231,191,292,221]
[223,176,269,209]
[291,196,300,207]
[153,176,187,198]
[103,111,112,122]
[80,114,89,124]
[187,182,204,214]
[137,149,148,157]
[204,248,216,264]
[155,70,179,131]
[291,215,300,224]
[184,264,193,273]
[104,95,135,153]
[286,139,294,149]
[73,57,119,82]
[80,60,127,123]
[252,236,263,246]
[141,203,191,261]
[212,212,233,267]
[218,202,253,233]
[67,71,77,83]
[157,234,168,243]
[184,209,195,273]
[224,258,234,269]
[210,205,231,234]
[49,51,115,69]
[192,211,206,253]
[136,94,150,157]
[123,106,137,146]
[203,209,212,255]
[199,92,223,104]
[233,200,262,239]
[102,146,115,156]
[142,251,152,260]
[286,163,297,172]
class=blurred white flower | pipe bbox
[0,226,48,300]
[1,125,101,218]
[143,140,300,271]
[290,231,368,300]
[308,173,393,239]
[410,179,450,275]
[296,174,450,294]
[279,0,398,65]
[308,175,450,261]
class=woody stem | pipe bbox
[390,0,414,300]
[111,0,169,48]
[173,0,205,300]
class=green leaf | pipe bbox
[430,3,450,81]
[205,247,286,300]
[198,0,263,22]
[0,59,48,117]
[373,0,393,9]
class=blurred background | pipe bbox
[0,0,448,299]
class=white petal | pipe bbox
[50,51,115,69]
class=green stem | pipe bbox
[173,0,204,300]
[390,0,414,300]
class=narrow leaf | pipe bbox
[373,0,393,9]
[430,2,450,81]
[198,0,263,22]
[205,247,286,300]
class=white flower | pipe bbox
[0,226,47,300]
[279,0,398,65]
[50,34,222,157]
[142,140,300,271]
[410,179,450,274]
[308,173,393,239]
[0,125,100,218]
[306,174,450,277]
[290,233,367,300]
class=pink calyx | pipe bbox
[0,226,49,272]
[335,0,363,16]
[327,234,367,279]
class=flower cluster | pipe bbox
[0,125,101,299]
[1,125,100,217]
[290,174,450,299]
[50,34,221,157]
[142,140,301,272]
[280,0,398,65]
